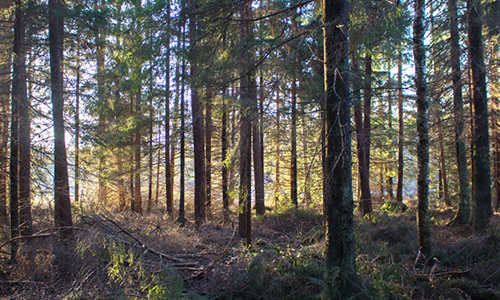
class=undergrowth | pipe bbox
[1,207,499,299]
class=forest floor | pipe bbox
[1,202,500,299]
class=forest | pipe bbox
[1,0,500,298]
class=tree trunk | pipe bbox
[437,114,451,206]
[396,51,404,204]
[238,0,254,245]
[253,75,265,215]
[301,94,312,205]
[178,26,186,226]
[354,55,372,215]
[228,88,236,206]
[414,0,431,256]
[291,77,298,208]
[352,58,362,205]
[0,0,13,223]
[222,87,229,222]
[75,45,81,213]
[449,0,470,223]
[205,96,212,218]
[165,0,173,217]
[362,54,373,214]
[275,87,281,207]
[11,0,26,260]
[386,68,394,201]
[468,0,492,230]
[132,89,143,214]
[323,0,357,287]
[495,125,500,211]
[189,0,206,227]
[147,64,154,214]
[97,28,107,206]
[49,0,73,278]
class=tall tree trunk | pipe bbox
[448,0,470,223]
[132,88,143,214]
[430,5,450,209]
[205,96,212,218]
[178,26,186,226]
[238,0,254,244]
[75,45,81,213]
[97,27,107,206]
[495,122,500,211]
[355,54,373,215]
[386,68,394,201]
[18,20,30,236]
[323,0,357,287]
[222,87,229,222]
[0,0,13,223]
[189,0,206,227]
[165,0,174,216]
[301,94,311,205]
[352,58,362,204]
[291,77,298,208]
[468,0,492,230]
[49,0,73,278]
[396,51,404,204]
[147,65,154,214]
[414,0,431,255]
[253,79,265,215]
[437,114,451,206]
[362,54,373,214]
[129,108,134,210]
[228,87,236,206]
[274,87,281,207]
[11,0,26,260]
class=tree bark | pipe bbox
[49,0,73,278]
[253,103,265,215]
[75,44,81,212]
[222,87,229,221]
[414,0,431,255]
[96,27,107,207]
[291,77,298,208]
[361,54,373,214]
[238,0,254,245]
[147,65,154,214]
[437,114,451,207]
[189,0,206,227]
[0,0,13,223]
[386,68,394,201]
[165,0,173,217]
[274,87,281,207]
[396,51,404,204]
[178,25,186,226]
[205,96,212,218]
[354,55,373,216]
[132,89,143,214]
[468,0,492,230]
[11,0,26,260]
[323,0,357,287]
[253,77,265,215]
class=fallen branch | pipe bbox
[100,214,185,263]
[0,234,54,250]
[0,226,83,250]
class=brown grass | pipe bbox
[0,205,499,299]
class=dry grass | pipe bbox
[0,204,499,299]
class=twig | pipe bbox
[433,269,470,277]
